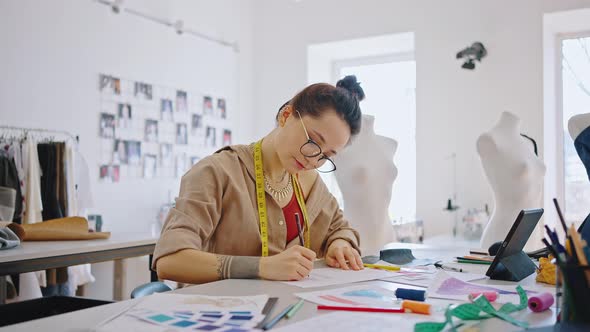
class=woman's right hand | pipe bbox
[259,246,316,281]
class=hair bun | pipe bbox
[336,75,365,101]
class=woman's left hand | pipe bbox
[325,239,363,271]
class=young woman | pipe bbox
[153,76,366,284]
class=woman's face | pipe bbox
[274,106,350,174]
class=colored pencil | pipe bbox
[295,213,304,247]
[363,263,400,271]
[553,198,569,233]
[262,304,294,330]
[286,299,305,319]
[317,305,404,313]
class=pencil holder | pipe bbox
[557,264,590,324]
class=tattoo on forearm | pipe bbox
[216,255,232,279]
[215,255,260,279]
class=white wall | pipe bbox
[251,0,590,238]
[0,0,255,300]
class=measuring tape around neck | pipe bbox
[253,140,310,256]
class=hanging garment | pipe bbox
[37,142,69,295]
[65,143,76,217]
[21,139,46,290]
[0,186,16,222]
[6,142,26,217]
[75,150,94,215]
[6,272,42,303]
[67,264,96,296]
[55,142,68,216]
[0,155,23,296]
[65,143,96,293]
[38,143,63,220]
[0,155,23,224]
[23,138,43,223]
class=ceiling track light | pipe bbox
[93,0,239,52]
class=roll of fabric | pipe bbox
[528,292,554,312]
[21,216,110,241]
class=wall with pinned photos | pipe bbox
[98,74,233,182]
[0,0,255,300]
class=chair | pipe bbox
[130,281,172,299]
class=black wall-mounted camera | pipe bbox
[456,42,487,70]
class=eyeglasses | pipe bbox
[295,110,336,173]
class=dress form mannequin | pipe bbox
[333,114,398,255]
[477,112,546,251]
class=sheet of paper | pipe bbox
[281,267,395,288]
[273,312,416,332]
[97,294,268,332]
[127,308,264,330]
[294,283,401,308]
[426,271,536,303]
[132,293,269,313]
[381,267,485,288]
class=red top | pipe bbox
[282,193,304,243]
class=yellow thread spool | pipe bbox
[402,300,431,315]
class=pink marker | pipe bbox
[468,291,498,302]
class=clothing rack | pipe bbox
[0,126,79,143]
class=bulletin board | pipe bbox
[97,74,232,182]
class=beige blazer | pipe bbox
[152,144,360,269]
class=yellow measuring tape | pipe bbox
[253,140,310,256]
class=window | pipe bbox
[561,34,590,226]
[307,33,416,224]
[335,56,417,222]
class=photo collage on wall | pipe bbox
[98,74,233,182]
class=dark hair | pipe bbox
[276,75,365,136]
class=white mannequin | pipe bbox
[333,114,398,255]
[568,113,590,141]
[477,111,546,251]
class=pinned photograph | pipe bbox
[160,99,173,122]
[176,123,188,145]
[134,81,153,100]
[99,113,115,138]
[99,74,121,95]
[217,98,227,119]
[203,96,213,116]
[113,139,128,165]
[205,126,216,148]
[99,165,120,183]
[160,143,173,167]
[176,90,188,112]
[191,114,203,135]
[222,129,232,146]
[143,154,157,179]
[117,103,133,129]
[126,141,142,166]
[145,119,159,142]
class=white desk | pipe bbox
[0,232,158,304]
[1,241,557,332]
